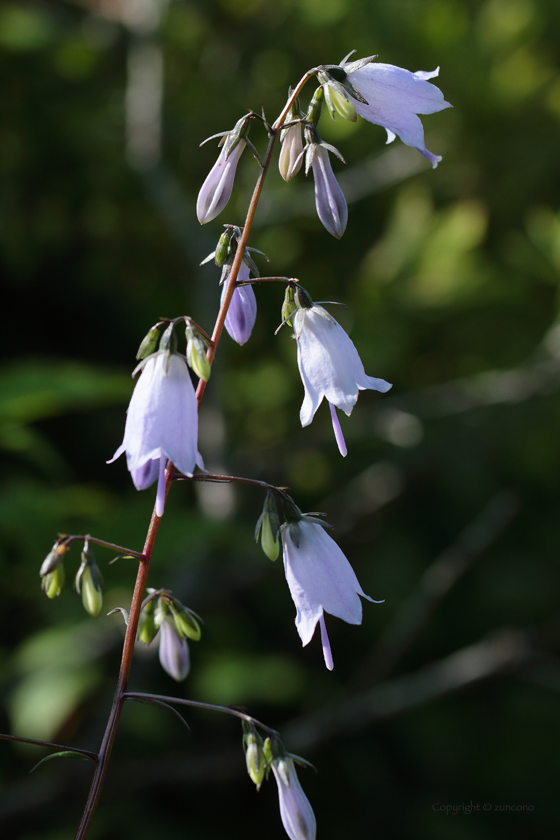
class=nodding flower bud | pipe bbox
[40,542,68,599]
[242,723,267,789]
[169,599,202,641]
[186,325,211,382]
[196,140,246,225]
[136,324,162,360]
[255,493,281,561]
[326,86,357,122]
[281,284,297,328]
[42,564,65,599]
[279,123,303,181]
[75,541,103,618]
[214,228,232,267]
[270,748,317,840]
[307,144,347,239]
[138,598,158,645]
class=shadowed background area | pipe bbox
[1,0,559,838]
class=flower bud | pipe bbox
[136,324,161,360]
[279,124,303,181]
[309,144,347,239]
[328,86,357,121]
[75,541,103,618]
[186,325,211,382]
[138,599,158,645]
[159,618,190,681]
[169,600,202,641]
[42,564,65,599]
[255,493,281,561]
[40,542,67,577]
[282,284,297,327]
[197,140,246,225]
[242,723,267,789]
[214,229,232,267]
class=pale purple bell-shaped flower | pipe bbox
[282,519,382,670]
[109,353,202,516]
[342,58,451,167]
[271,755,316,840]
[308,144,347,239]
[279,123,304,181]
[196,139,246,224]
[159,618,190,681]
[221,263,257,345]
[293,305,391,455]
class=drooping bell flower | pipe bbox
[292,302,391,455]
[221,262,257,345]
[196,140,246,224]
[109,352,202,517]
[307,143,347,239]
[158,618,190,681]
[271,754,317,840]
[334,54,452,167]
[281,518,382,670]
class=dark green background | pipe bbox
[1,0,559,838]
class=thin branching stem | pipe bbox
[0,733,98,762]
[123,692,279,738]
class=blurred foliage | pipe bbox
[1,0,560,838]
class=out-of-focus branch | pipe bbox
[351,490,519,688]
[282,629,534,753]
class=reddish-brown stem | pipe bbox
[74,68,316,840]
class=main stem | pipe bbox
[74,69,316,840]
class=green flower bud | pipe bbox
[328,86,357,122]
[244,727,266,789]
[255,493,281,561]
[261,514,279,561]
[186,326,211,382]
[80,566,103,618]
[169,600,202,641]
[138,599,158,645]
[215,229,231,267]
[136,324,161,360]
[75,542,103,618]
[281,285,297,328]
[154,596,168,630]
[42,564,65,599]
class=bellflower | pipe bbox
[282,519,382,670]
[339,55,451,167]
[221,262,257,345]
[196,139,246,224]
[307,143,347,239]
[293,304,391,455]
[271,755,316,840]
[159,618,190,681]
[109,353,202,517]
